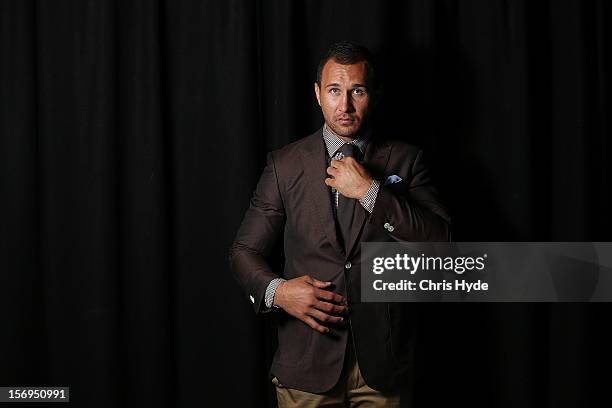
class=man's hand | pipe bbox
[273,275,349,333]
[325,157,373,199]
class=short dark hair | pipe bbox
[316,41,378,89]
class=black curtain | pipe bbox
[1,1,610,407]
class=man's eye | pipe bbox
[353,88,366,95]
[329,88,340,94]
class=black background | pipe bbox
[1,1,611,407]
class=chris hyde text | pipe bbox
[373,279,489,292]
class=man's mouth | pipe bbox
[337,117,356,125]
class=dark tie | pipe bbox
[337,143,362,253]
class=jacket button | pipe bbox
[345,262,352,269]
[388,225,395,232]
[384,222,390,229]
[249,295,255,303]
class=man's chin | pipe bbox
[330,124,361,139]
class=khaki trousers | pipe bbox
[272,338,400,407]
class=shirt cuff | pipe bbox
[262,278,287,312]
[359,179,380,213]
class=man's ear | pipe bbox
[314,82,321,106]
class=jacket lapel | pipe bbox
[300,130,344,255]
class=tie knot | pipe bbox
[338,143,361,160]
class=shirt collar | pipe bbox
[322,123,370,158]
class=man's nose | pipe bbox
[338,91,355,113]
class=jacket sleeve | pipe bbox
[229,152,286,314]
[369,149,450,241]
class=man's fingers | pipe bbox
[326,166,339,176]
[302,275,314,283]
[303,316,329,333]
[311,279,332,288]
[315,300,349,315]
[315,288,346,305]
[308,308,344,324]
[324,177,336,188]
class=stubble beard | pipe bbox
[328,117,368,140]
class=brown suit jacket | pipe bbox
[229,127,450,393]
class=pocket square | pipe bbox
[384,175,403,185]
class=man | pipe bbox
[230,41,450,407]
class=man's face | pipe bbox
[314,60,371,140]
